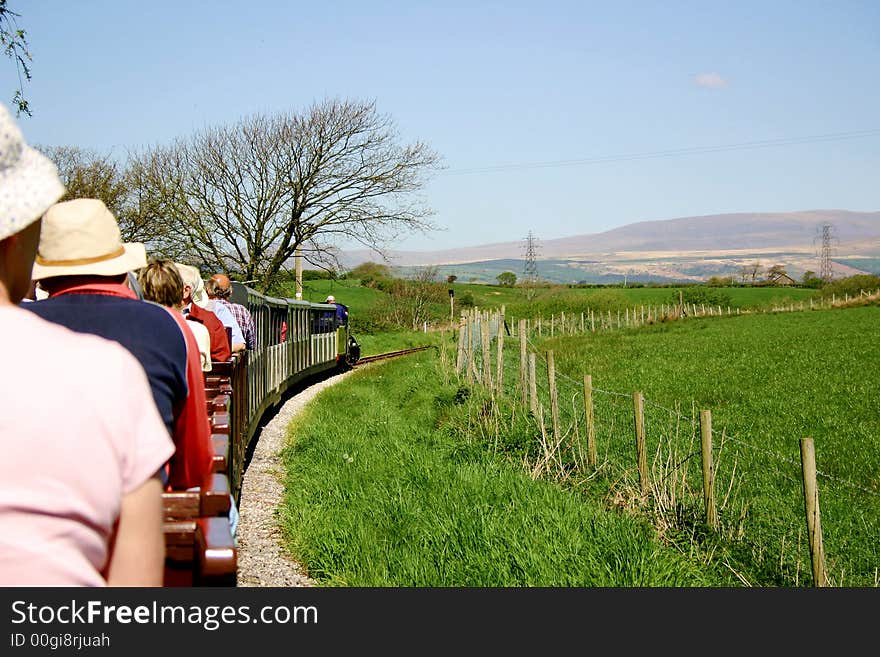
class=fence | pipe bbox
[449,303,880,587]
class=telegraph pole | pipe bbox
[294,247,303,299]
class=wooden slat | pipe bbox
[211,434,229,473]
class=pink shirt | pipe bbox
[0,306,175,586]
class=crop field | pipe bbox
[475,304,879,585]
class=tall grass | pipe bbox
[277,353,723,586]
[468,305,879,585]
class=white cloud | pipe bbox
[694,72,728,88]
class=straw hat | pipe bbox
[0,104,65,242]
[326,295,335,303]
[31,198,146,280]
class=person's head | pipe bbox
[30,198,147,295]
[206,273,232,300]
[0,104,65,305]
[174,262,205,306]
[325,294,336,304]
[139,259,185,309]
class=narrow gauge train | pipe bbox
[163,282,360,586]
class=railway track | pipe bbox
[354,345,434,366]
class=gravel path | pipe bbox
[236,369,353,587]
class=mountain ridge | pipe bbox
[339,209,880,283]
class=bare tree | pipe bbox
[38,145,177,252]
[131,98,441,292]
[385,266,446,330]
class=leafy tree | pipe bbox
[802,270,823,289]
[766,264,789,284]
[673,286,732,308]
[706,275,733,287]
[496,271,517,287]
[130,98,441,293]
[349,261,393,287]
[446,274,457,284]
[821,274,880,299]
[0,1,31,116]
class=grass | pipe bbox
[453,282,818,318]
[487,305,880,586]
[277,352,723,586]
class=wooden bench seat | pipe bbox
[163,517,237,586]
[211,433,229,473]
[162,472,232,519]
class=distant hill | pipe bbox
[341,209,880,284]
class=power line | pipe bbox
[440,128,880,176]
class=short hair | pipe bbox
[138,259,184,308]
[205,276,231,299]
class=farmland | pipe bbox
[275,281,878,586]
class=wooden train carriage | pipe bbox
[210,283,344,503]
[167,283,356,585]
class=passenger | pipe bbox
[25,198,213,491]
[174,263,233,362]
[193,272,245,354]
[139,259,212,373]
[0,104,173,586]
[206,273,257,350]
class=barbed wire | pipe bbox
[463,325,880,500]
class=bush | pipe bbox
[673,286,733,308]
[821,274,880,299]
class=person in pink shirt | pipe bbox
[0,103,174,586]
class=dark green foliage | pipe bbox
[821,274,880,299]
[496,271,517,287]
[674,286,733,308]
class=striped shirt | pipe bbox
[217,299,257,350]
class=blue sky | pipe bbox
[4,1,878,252]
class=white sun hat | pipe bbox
[174,262,208,306]
[0,103,65,242]
[31,198,147,280]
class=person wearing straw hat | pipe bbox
[25,198,213,493]
[0,103,173,585]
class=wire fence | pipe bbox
[446,304,880,587]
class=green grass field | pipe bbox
[277,353,723,586]
[498,305,880,585]
[453,282,818,319]
[268,275,877,586]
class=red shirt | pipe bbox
[162,309,214,490]
[186,302,231,362]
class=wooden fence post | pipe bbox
[547,350,560,444]
[496,310,505,394]
[699,410,718,530]
[633,392,648,497]
[466,310,476,384]
[481,314,492,388]
[519,319,527,406]
[800,437,829,587]
[584,374,596,466]
[528,352,537,414]
[456,317,466,373]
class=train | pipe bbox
[163,282,361,586]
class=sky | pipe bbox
[3,0,878,253]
